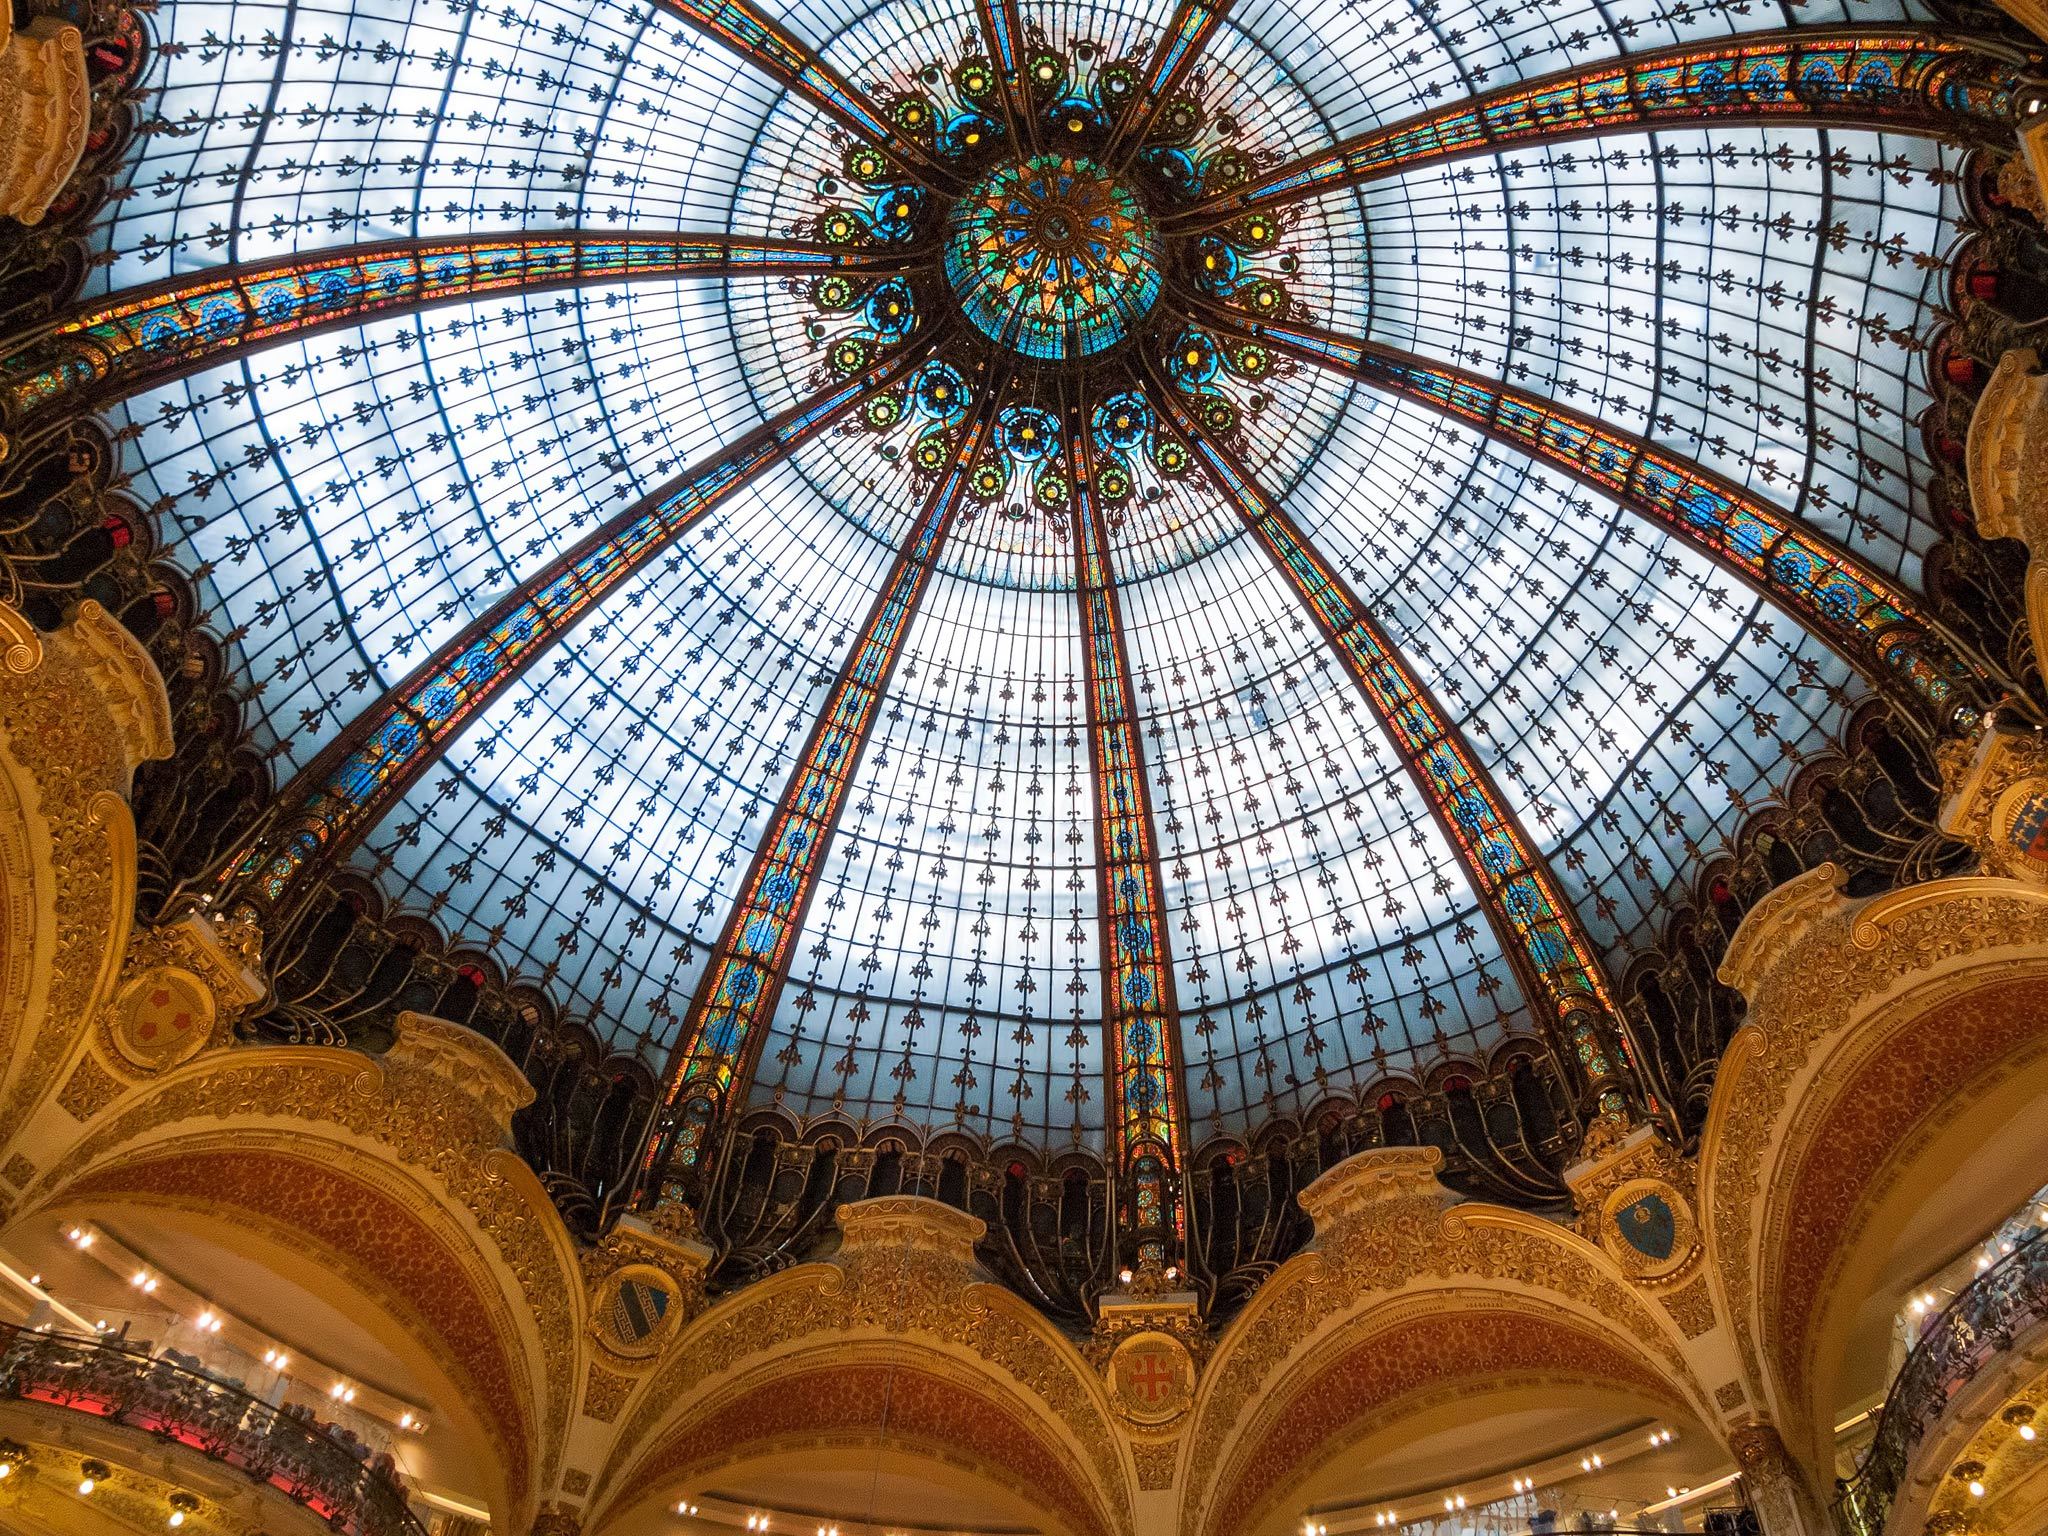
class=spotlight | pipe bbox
[168,1493,199,1528]
[78,1458,110,1495]
[1969,1481,1986,1499]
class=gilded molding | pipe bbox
[1966,347,2048,666]
[0,602,158,1148]
[53,601,175,788]
[1183,1146,1709,1535]
[598,1195,1133,1536]
[0,11,88,226]
[387,1009,536,1141]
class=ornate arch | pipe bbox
[1182,1148,1715,1536]
[584,1196,1134,1536]
[8,1021,587,1528]
[1706,844,2048,1462]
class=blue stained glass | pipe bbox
[101,0,1934,1150]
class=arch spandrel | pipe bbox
[0,599,171,1161]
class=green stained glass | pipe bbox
[943,154,1163,360]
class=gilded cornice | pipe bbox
[601,1345,1115,1536]
[0,10,88,226]
[0,601,157,1152]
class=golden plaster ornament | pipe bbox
[581,1212,713,1359]
[1709,869,2048,1429]
[1131,1434,1181,1491]
[106,965,215,1072]
[581,1361,636,1423]
[1107,1329,1196,1426]
[1594,1176,1700,1283]
[1938,722,2048,877]
[0,9,89,225]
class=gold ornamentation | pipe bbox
[1706,873,2048,1454]
[1131,1437,1179,1491]
[1594,1177,1699,1282]
[561,1469,592,1496]
[32,1020,584,1506]
[1966,346,2048,665]
[1716,1380,1748,1412]
[387,1010,534,1138]
[0,601,158,1149]
[1658,1276,1718,1339]
[0,9,89,225]
[582,1212,712,1363]
[2,1153,33,1188]
[105,965,215,1072]
[835,1192,986,1256]
[607,1195,1134,1536]
[1183,1145,1705,1536]
[57,1052,122,1120]
[0,603,40,675]
[531,1502,583,1536]
[582,1362,635,1423]
[1106,1330,1195,1426]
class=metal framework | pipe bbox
[214,327,947,920]
[1196,304,1996,726]
[1065,379,1194,1271]
[654,0,967,189]
[1174,29,2022,229]
[1141,360,1639,1118]
[635,365,1011,1204]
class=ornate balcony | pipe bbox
[0,1322,426,1536]
[1834,1229,2048,1536]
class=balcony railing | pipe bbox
[1834,1229,2048,1536]
[0,1323,428,1536]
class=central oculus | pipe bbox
[944,153,1164,361]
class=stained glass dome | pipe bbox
[60,0,2015,1179]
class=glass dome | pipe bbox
[84,0,1988,1162]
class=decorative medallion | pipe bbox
[795,30,1301,527]
[589,1263,685,1361]
[1597,1176,1699,1281]
[1107,1328,1195,1425]
[945,154,1163,358]
[107,967,215,1073]
[1995,781,2048,881]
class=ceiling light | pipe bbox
[78,1459,109,1495]
[1969,1481,1986,1498]
[168,1493,199,1528]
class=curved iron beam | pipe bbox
[1172,30,2022,230]
[0,231,924,424]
